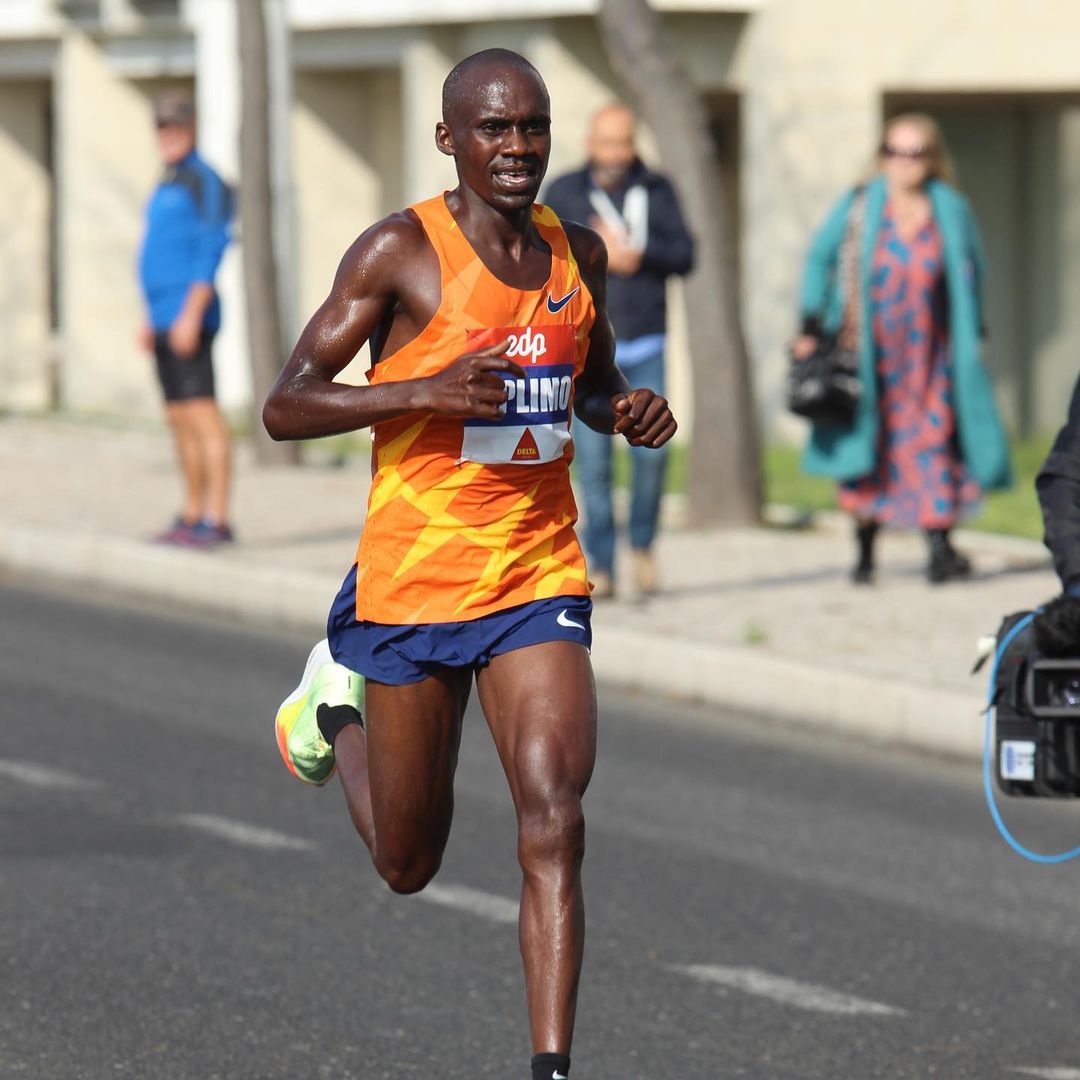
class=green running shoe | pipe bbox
[274,639,364,786]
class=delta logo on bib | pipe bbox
[460,325,576,466]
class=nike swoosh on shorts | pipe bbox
[556,609,586,631]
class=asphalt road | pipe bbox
[4,580,1080,1079]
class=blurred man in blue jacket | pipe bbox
[545,103,693,598]
[138,91,234,548]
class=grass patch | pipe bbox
[609,442,687,494]
[762,444,834,513]
[761,436,1052,540]
[968,434,1052,540]
[300,430,371,465]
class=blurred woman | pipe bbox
[794,113,1011,584]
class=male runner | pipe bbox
[264,49,677,1080]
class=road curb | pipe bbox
[590,623,983,758]
[0,520,984,760]
[0,523,335,631]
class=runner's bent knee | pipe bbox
[375,845,444,895]
[517,791,586,874]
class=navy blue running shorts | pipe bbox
[327,564,593,685]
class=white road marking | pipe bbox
[417,882,519,925]
[671,963,906,1017]
[173,813,316,852]
[1013,1070,1080,1079]
[0,758,102,791]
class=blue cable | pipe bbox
[983,612,1080,863]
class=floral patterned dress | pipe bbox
[838,208,981,528]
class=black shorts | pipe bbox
[153,330,217,402]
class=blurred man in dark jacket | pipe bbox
[1038,374,1080,595]
[545,103,694,598]
[1030,374,1080,655]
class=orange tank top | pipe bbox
[353,194,596,625]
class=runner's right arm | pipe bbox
[263,214,524,441]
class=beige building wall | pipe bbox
[56,30,164,417]
[292,67,403,384]
[11,1,1080,440]
[400,30,458,204]
[0,78,52,411]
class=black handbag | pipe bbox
[786,337,861,425]
[787,188,866,425]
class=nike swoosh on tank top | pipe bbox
[354,194,595,625]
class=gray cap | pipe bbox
[153,90,195,127]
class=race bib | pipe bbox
[459,325,576,465]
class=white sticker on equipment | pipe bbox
[1001,740,1036,782]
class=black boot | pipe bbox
[926,528,972,584]
[852,521,878,585]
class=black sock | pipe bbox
[531,1053,570,1080]
[316,703,363,746]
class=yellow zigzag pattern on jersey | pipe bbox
[368,413,581,614]
[534,204,580,291]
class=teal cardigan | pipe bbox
[799,174,1012,491]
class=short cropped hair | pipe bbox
[441,48,545,122]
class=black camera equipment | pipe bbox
[990,609,1080,797]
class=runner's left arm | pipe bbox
[567,222,677,448]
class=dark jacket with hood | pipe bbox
[543,158,694,342]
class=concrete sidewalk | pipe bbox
[0,415,1059,757]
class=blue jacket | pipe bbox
[799,174,1012,492]
[543,159,694,341]
[138,150,232,331]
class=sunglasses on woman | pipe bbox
[881,144,929,160]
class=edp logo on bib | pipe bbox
[505,327,547,364]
